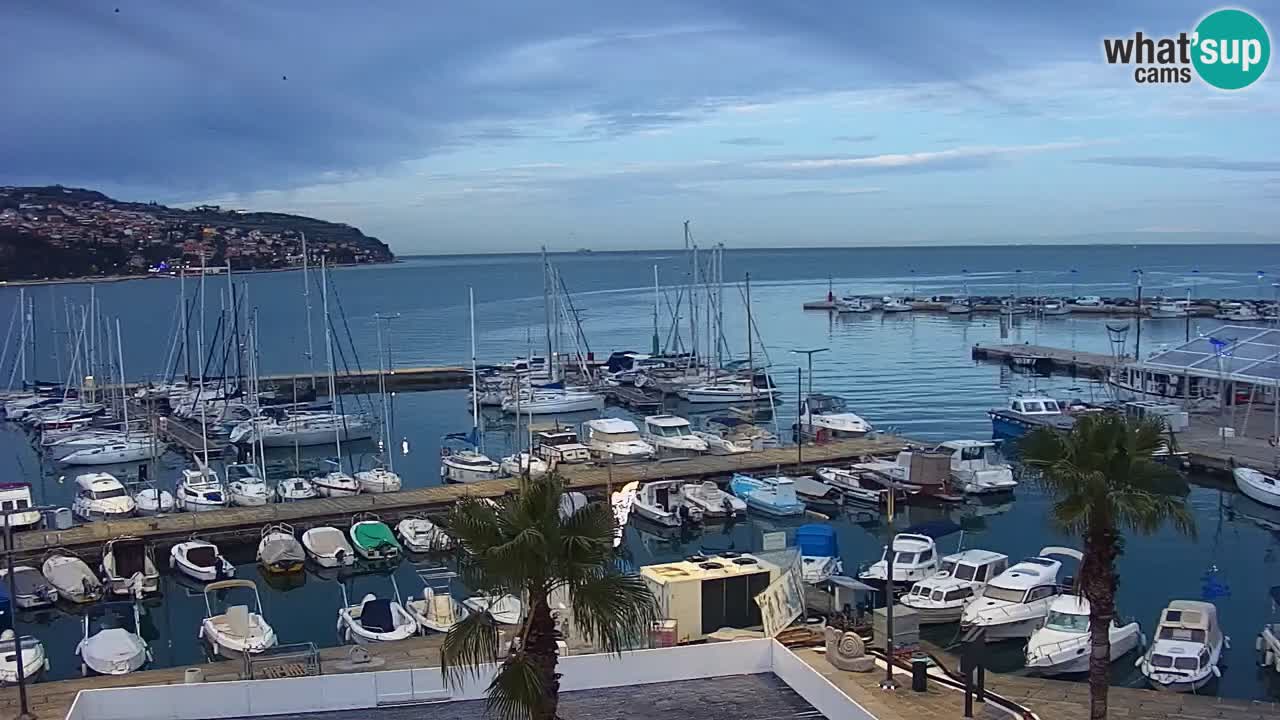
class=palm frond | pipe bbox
[568,568,659,655]
[441,610,501,687]
[485,651,546,720]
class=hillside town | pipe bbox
[0,185,394,281]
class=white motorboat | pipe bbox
[1025,595,1143,675]
[641,415,709,456]
[355,467,402,494]
[960,547,1082,640]
[500,452,550,479]
[226,463,272,507]
[72,472,137,521]
[937,440,1018,495]
[815,465,896,505]
[0,632,48,684]
[169,538,235,583]
[337,578,418,644]
[798,395,872,437]
[42,550,104,604]
[440,445,503,484]
[501,389,604,415]
[581,418,655,462]
[1233,467,1280,508]
[463,594,523,625]
[199,579,278,658]
[633,480,704,528]
[257,523,305,574]
[101,536,160,598]
[133,485,174,515]
[1039,299,1073,316]
[858,533,941,591]
[0,483,41,530]
[836,297,874,313]
[1149,299,1192,319]
[946,297,973,314]
[0,566,57,609]
[680,481,746,519]
[275,476,320,502]
[397,516,451,553]
[678,379,781,404]
[406,586,469,633]
[796,524,843,584]
[301,526,356,568]
[901,549,1010,625]
[1139,600,1227,693]
[881,296,912,312]
[1214,301,1261,321]
[533,428,591,465]
[59,439,154,466]
[174,468,228,512]
[693,415,776,454]
[312,468,360,498]
[78,602,150,676]
[349,514,402,561]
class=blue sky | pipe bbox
[2,1,1277,252]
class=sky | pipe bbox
[1,1,1278,253]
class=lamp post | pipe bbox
[5,503,56,720]
[879,489,898,691]
[790,348,829,467]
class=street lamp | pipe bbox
[790,348,829,467]
[4,503,57,720]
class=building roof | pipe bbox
[1141,324,1280,384]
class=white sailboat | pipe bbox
[310,258,362,498]
[226,463,271,507]
[356,311,403,494]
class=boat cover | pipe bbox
[83,628,145,668]
[7,569,48,595]
[360,599,395,632]
[260,536,305,567]
[185,546,218,568]
[796,523,838,557]
[306,529,351,555]
[353,523,400,551]
[43,556,101,598]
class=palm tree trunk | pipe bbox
[1083,523,1120,720]
[525,594,561,720]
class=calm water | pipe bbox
[2,245,1280,699]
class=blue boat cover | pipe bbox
[361,598,395,633]
[796,523,838,557]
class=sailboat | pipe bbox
[355,312,403,494]
[443,288,502,484]
[309,258,361,498]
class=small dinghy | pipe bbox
[169,538,235,583]
[227,463,271,507]
[350,514,402,562]
[41,550,103,604]
[0,566,57,609]
[463,594,523,625]
[257,523,305,574]
[336,576,417,644]
[396,516,450,553]
[275,477,320,502]
[199,579,278,658]
[78,602,150,676]
[0,631,47,683]
[406,586,469,633]
[101,536,160,598]
[133,485,174,515]
[355,467,402,494]
[301,526,356,568]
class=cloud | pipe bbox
[832,134,876,143]
[758,140,1098,172]
[1084,156,1280,172]
[720,136,782,146]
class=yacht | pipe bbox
[797,523,842,584]
[72,473,137,521]
[60,438,153,466]
[798,395,872,437]
[901,549,1009,624]
[226,463,272,507]
[533,428,591,465]
[945,297,973,314]
[500,389,604,415]
[1025,595,1142,675]
[678,374,781,404]
[199,579,278,658]
[679,481,746,519]
[858,533,941,592]
[581,418,655,462]
[692,416,777,454]
[836,297,874,313]
[960,547,1082,640]
[937,440,1018,495]
[1150,298,1192,319]
[0,483,41,530]
[728,474,806,517]
[881,297,912,313]
[1139,600,1226,693]
[1233,467,1280,509]
[641,415,709,456]
[632,480,704,528]
[1214,301,1261,321]
[174,468,228,512]
[987,393,1074,440]
[440,443,502,484]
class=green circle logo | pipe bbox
[1193,9,1270,90]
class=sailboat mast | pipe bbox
[652,265,660,355]
[716,244,725,371]
[746,272,755,405]
[374,312,394,472]
[302,232,315,385]
[469,287,480,434]
[689,227,699,368]
[198,252,210,468]
[17,288,26,388]
[116,318,129,435]
[541,246,553,377]
[321,256,341,463]
[180,268,191,381]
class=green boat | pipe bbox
[349,515,402,561]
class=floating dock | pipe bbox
[971,343,1117,378]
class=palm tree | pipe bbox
[1021,414,1195,720]
[440,474,658,720]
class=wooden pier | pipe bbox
[971,343,1117,378]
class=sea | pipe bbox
[2,244,1280,699]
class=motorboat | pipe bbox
[101,537,160,598]
[463,594,523,625]
[1214,301,1261,321]
[500,452,550,479]
[901,549,1009,624]
[1025,595,1143,675]
[611,481,639,548]
[336,577,418,644]
[729,474,806,517]
[72,472,137,521]
[987,392,1074,440]
[1150,298,1192,319]
[533,428,591,465]
[312,466,360,498]
[174,467,228,512]
[133,485,175,515]
[301,526,356,568]
[355,467,403,494]
[169,538,235,583]
[275,476,320,502]
[78,602,150,676]
[853,449,963,501]
[581,418,655,462]
[1257,585,1280,674]
[199,579,278,658]
[678,377,782,404]
[0,483,41,530]
[349,514,402,562]
[836,297,874,313]
[257,523,305,574]
[1139,600,1226,692]
[797,524,843,584]
[693,415,777,454]
[815,466,903,506]
[500,389,604,415]
[406,585,469,633]
[946,297,973,314]
[41,550,104,604]
[1073,295,1103,307]
[680,481,746,519]
[633,480,704,528]
[641,415,709,456]
[227,463,272,507]
[791,476,845,515]
[1233,467,1280,509]
[1039,299,1073,316]
[960,547,1083,640]
[397,516,450,553]
[881,297,912,312]
[937,440,1018,495]
[798,395,872,438]
[858,533,942,591]
[0,566,57,609]
[0,632,47,684]
[440,437,503,484]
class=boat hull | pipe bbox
[1235,469,1280,508]
[962,617,1042,640]
[899,603,964,625]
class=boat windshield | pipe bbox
[952,563,978,581]
[812,397,847,413]
[1151,653,1199,671]
[656,425,689,437]
[1045,610,1089,633]
[93,488,128,500]
[981,585,1028,604]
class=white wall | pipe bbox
[769,644,879,720]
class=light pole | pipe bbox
[879,489,898,691]
[790,348,829,466]
[5,503,56,720]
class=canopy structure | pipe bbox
[1140,325,1280,385]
